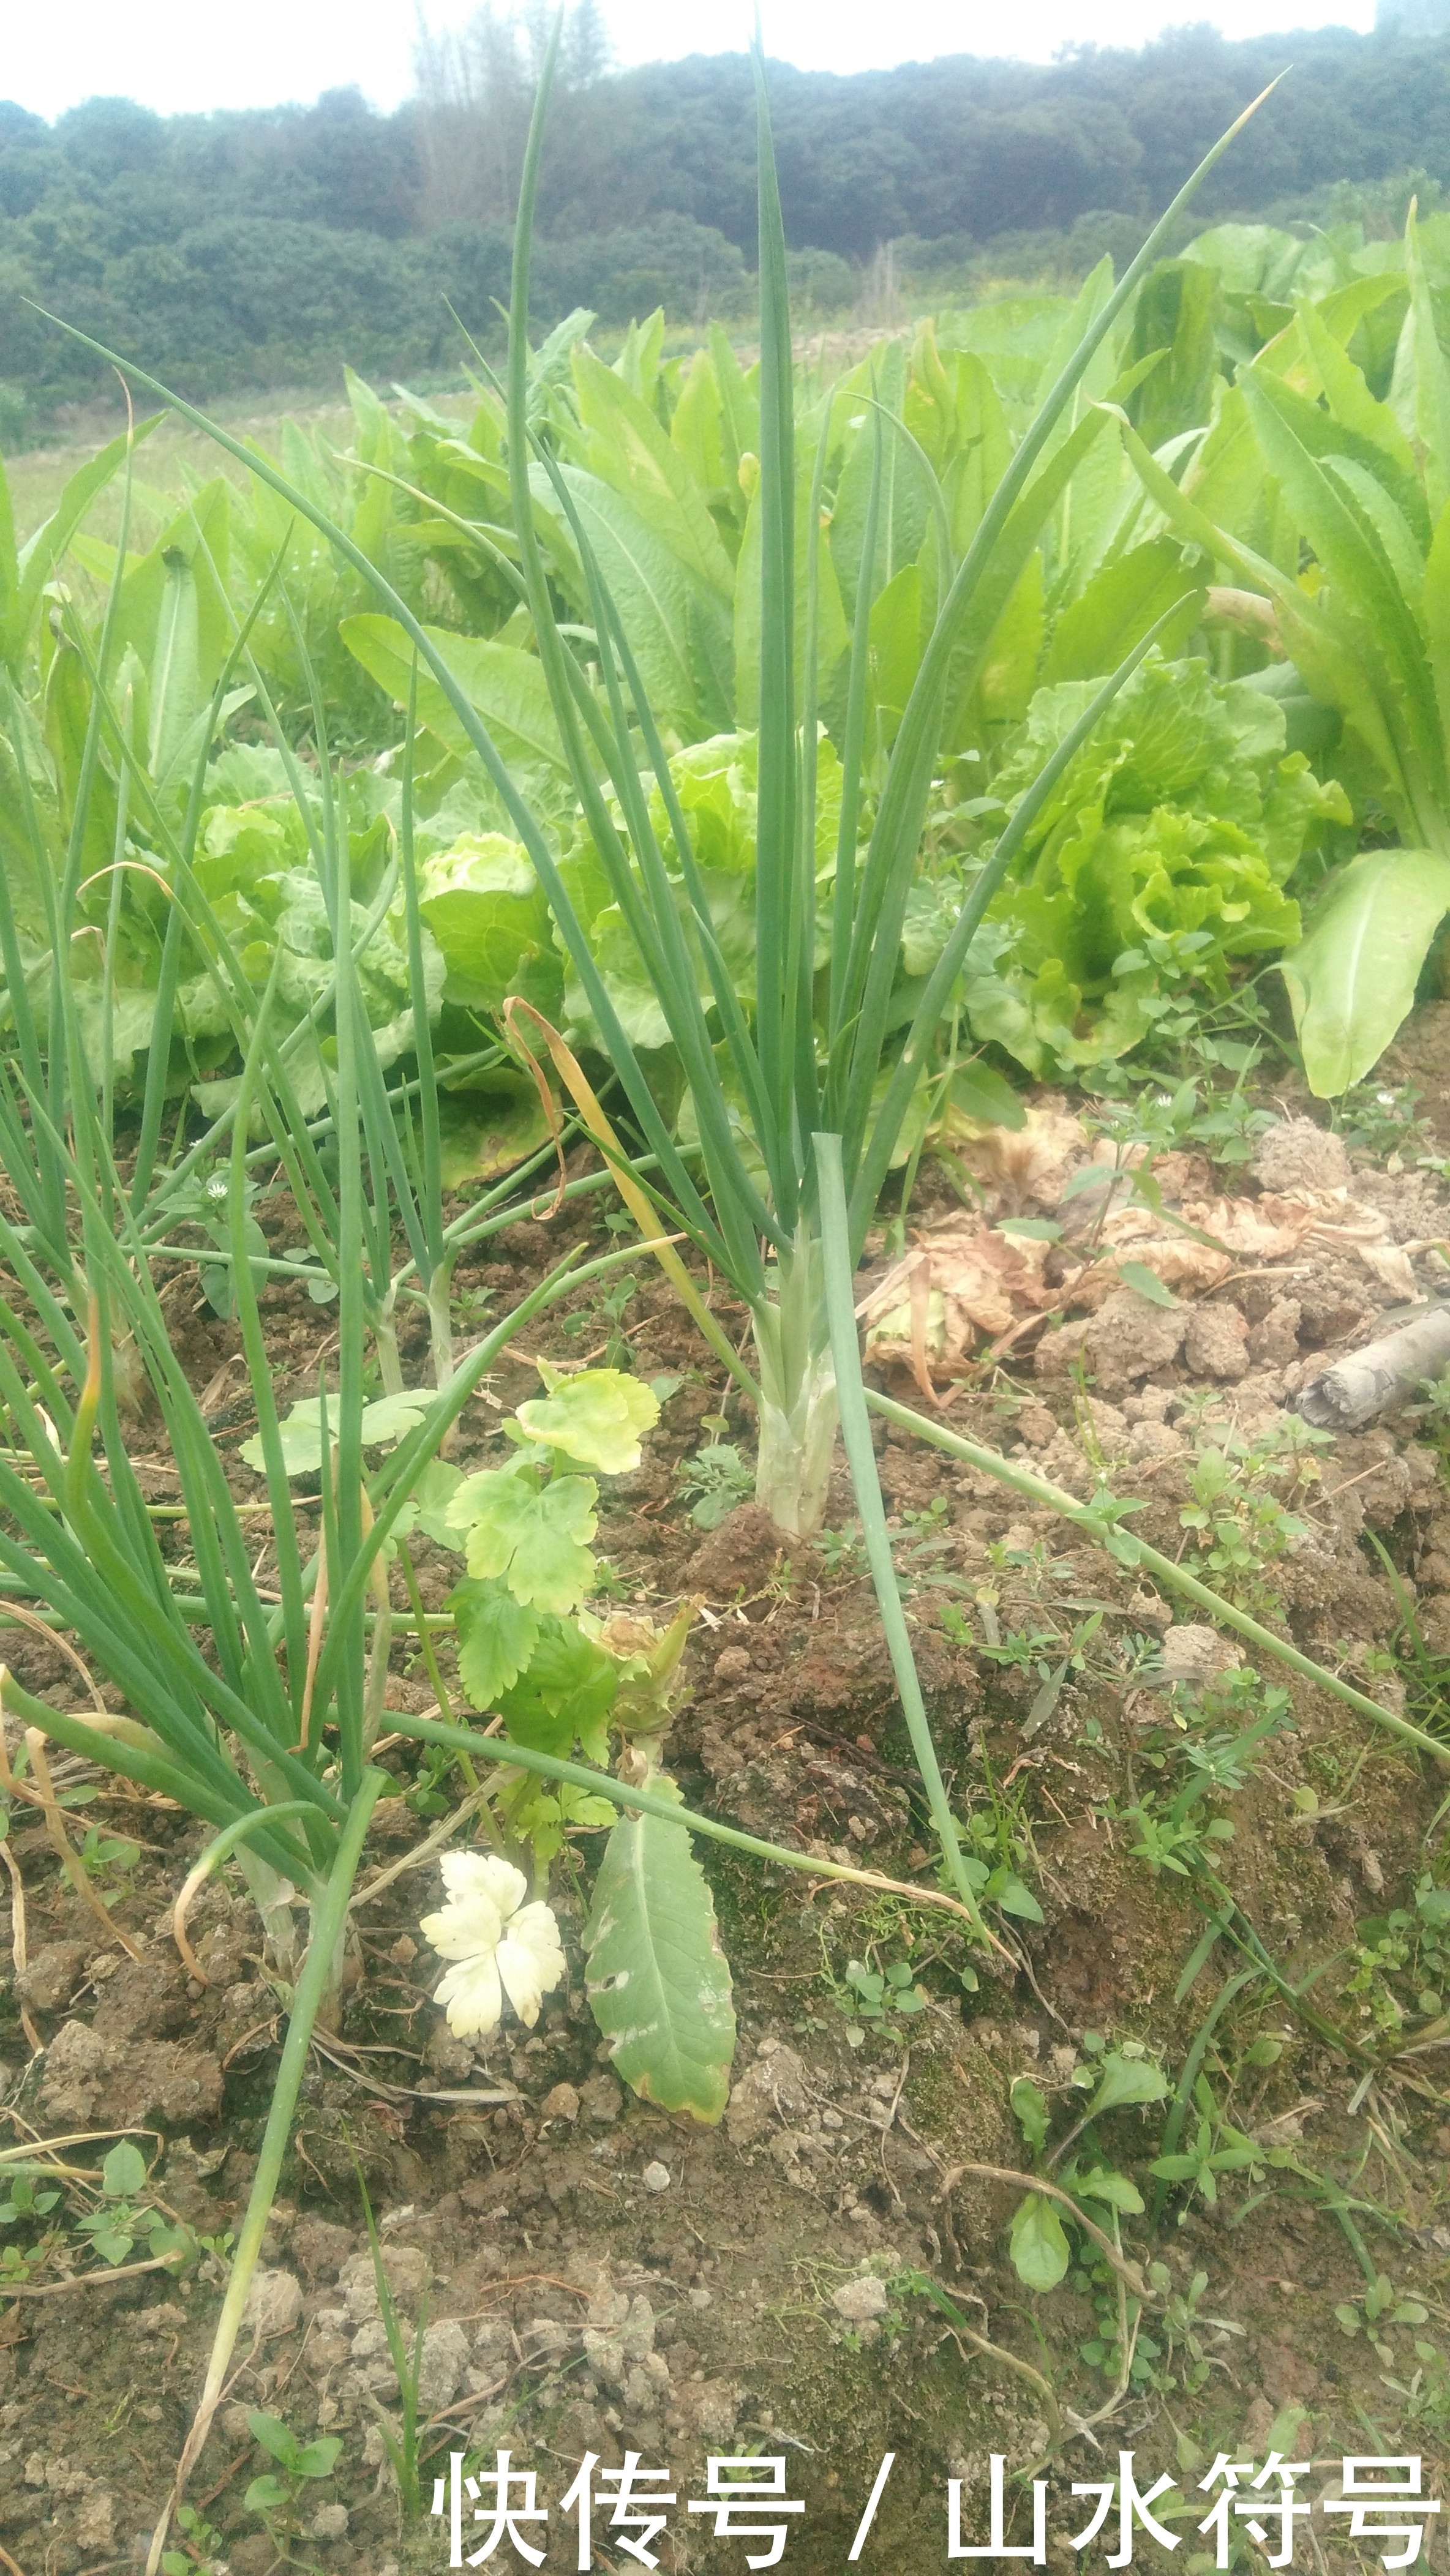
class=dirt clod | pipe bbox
[14,1941,86,2013]
[832,2274,890,2322]
[1252,1117,1351,1193]
[289,2215,354,2280]
[1183,1301,1250,1380]
[1159,1623,1244,1683]
[241,2266,302,2337]
[91,1953,190,2043]
[688,1503,783,1594]
[1040,1286,1187,1393]
[339,2242,429,2321]
[37,2020,224,2130]
[416,2316,470,2408]
[75,2490,114,2553]
[577,2070,623,2123]
[725,2043,811,2145]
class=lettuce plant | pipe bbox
[1124,203,1450,1091]
[958,652,1348,1076]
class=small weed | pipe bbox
[167,1170,271,1320]
[1333,2272,1430,2362]
[1119,1665,1293,1878]
[1405,1365,1450,1470]
[818,1903,936,2044]
[453,1281,496,1328]
[1125,1796,1238,1878]
[816,1521,863,1577]
[404,1742,455,1820]
[953,1794,1044,1946]
[0,2136,213,2293]
[244,2408,344,2554]
[675,1440,754,1528]
[1342,1874,1450,2037]
[1334,1077,1432,1160]
[75,1821,141,1882]
[1177,1421,1325,1610]
[972,1614,1063,1669]
[74,2140,193,2268]
[159,2503,227,2576]
[355,2159,426,2518]
[0,2171,58,2229]
[0,2169,63,2285]
[587,1556,633,1603]
[1381,2341,1450,2433]
[564,1271,637,1368]
[1086,1070,1275,1173]
[838,1955,927,2042]
[1148,2073,1264,2213]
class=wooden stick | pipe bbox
[1294,1304,1450,1431]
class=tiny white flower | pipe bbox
[419,1851,565,2039]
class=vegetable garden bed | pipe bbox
[7,45,1450,2570]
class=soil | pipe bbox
[6,1039,1450,2570]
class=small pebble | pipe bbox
[642,2160,672,2193]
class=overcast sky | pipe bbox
[6,0,1373,124]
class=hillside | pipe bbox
[6,13,1450,433]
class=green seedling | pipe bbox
[1178,1427,1317,1611]
[0,2173,59,2228]
[837,1954,926,2045]
[244,2409,344,2547]
[563,1270,638,1368]
[1380,2342,1450,2435]
[952,1769,1045,1941]
[1334,2272,1430,2364]
[1148,2073,1265,2212]
[1336,1077,1432,1159]
[77,1821,141,1882]
[816,1521,863,1576]
[74,2141,192,2270]
[1343,1875,1450,2037]
[159,2504,226,2576]
[355,2166,424,2521]
[1004,2045,1166,2293]
[1125,1796,1237,1880]
[676,1440,755,1529]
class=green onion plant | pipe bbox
[37,49,1272,1538]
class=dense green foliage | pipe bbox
[13,69,1450,2519]
[13,15,1450,435]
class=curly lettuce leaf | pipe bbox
[966,654,1350,1075]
